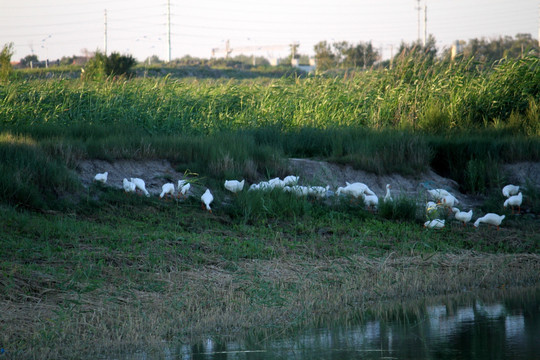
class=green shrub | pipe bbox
[0,43,14,82]
[418,102,452,133]
[378,195,419,222]
[82,51,136,80]
[0,132,79,210]
[463,157,502,195]
[226,188,312,224]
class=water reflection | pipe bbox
[124,288,540,359]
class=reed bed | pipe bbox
[1,57,538,132]
[1,57,538,187]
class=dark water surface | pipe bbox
[130,288,540,360]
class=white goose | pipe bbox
[384,184,392,202]
[160,183,175,199]
[130,177,150,197]
[474,213,505,230]
[439,194,459,208]
[283,175,299,186]
[177,180,191,197]
[427,189,452,201]
[308,185,329,198]
[502,184,519,198]
[504,192,523,214]
[337,182,373,198]
[268,177,285,189]
[452,207,473,226]
[287,185,309,197]
[224,179,245,193]
[347,182,376,196]
[123,178,136,193]
[177,179,187,191]
[363,193,379,210]
[201,189,214,213]
[94,172,108,184]
[424,219,445,229]
[255,181,272,191]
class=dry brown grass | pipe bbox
[1,251,539,358]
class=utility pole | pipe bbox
[538,2,540,48]
[225,40,231,58]
[423,4,427,47]
[415,0,421,42]
[390,44,394,68]
[167,0,171,62]
[104,9,107,55]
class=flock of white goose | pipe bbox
[93,171,524,230]
[422,184,522,230]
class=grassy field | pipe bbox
[1,56,540,358]
[1,185,539,358]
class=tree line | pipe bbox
[313,33,538,70]
[1,33,538,78]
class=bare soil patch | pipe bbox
[76,158,540,208]
[287,158,475,203]
[76,158,477,206]
[501,162,540,187]
[77,159,186,196]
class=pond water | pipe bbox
[130,288,540,360]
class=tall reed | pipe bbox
[1,56,538,134]
[1,56,538,204]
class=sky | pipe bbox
[1,0,538,63]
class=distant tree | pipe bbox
[314,41,336,70]
[290,43,300,60]
[59,55,77,66]
[314,40,380,70]
[106,52,137,76]
[507,34,531,57]
[511,33,538,57]
[393,35,437,65]
[0,43,14,81]
[82,51,137,80]
[20,54,39,67]
[144,55,163,65]
[229,55,253,67]
[441,33,539,65]
[332,41,349,67]
[297,54,311,65]
[341,41,379,68]
[282,43,300,65]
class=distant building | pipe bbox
[291,58,316,73]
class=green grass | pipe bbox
[0,132,80,210]
[1,185,539,358]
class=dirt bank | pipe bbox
[77,158,512,208]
